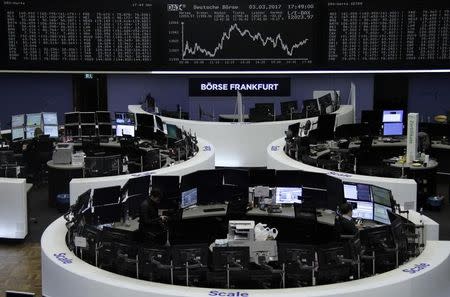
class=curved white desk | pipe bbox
[129,105,354,167]
[42,217,450,297]
[267,137,418,211]
[69,137,215,205]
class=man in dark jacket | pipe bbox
[336,202,360,236]
[139,188,167,242]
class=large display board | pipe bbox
[1,0,450,71]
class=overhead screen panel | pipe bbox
[1,0,450,72]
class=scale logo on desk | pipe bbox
[402,263,430,274]
[209,290,249,297]
[54,252,73,264]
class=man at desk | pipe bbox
[139,188,168,242]
[336,202,362,236]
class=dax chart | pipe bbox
[166,1,317,67]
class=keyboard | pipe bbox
[203,207,226,212]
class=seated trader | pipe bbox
[335,202,361,236]
[139,188,168,243]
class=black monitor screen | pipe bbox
[136,113,154,127]
[93,203,122,225]
[152,175,180,208]
[343,183,371,202]
[316,114,336,140]
[212,246,249,270]
[302,99,320,117]
[254,103,274,115]
[81,124,97,137]
[281,100,298,115]
[80,112,96,124]
[275,170,301,187]
[115,112,135,125]
[371,185,392,207]
[65,112,80,125]
[64,125,79,137]
[249,169,276,187]
[92,186,121,207]
[98,124,112,136]
[172,244,209,266]
[96,111,111,123]
[318,93,333,114]
[288,122,300,137]
[278,243,315,265]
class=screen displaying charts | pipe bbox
[11,114,25,127]
[371,186,392,207]
[373,203,391,225]
[26,113,41,126]
[116,124,135,137]
[25,126,36,139]
[275,187,303,204]
[12,127,24,140]
[42,112,58,125]
[44,125,59,137]
[181,187,198,208]
[343,183,371,202]
[166,0,317,68]
[350,201,373,220]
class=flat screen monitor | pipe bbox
[11,114,25,127]
[348,201,373,220]
[302,99,320,117]
[96,111,111,123]
[254,103,274,115]
[65,112,80,124]
[383,122,403,136]
[64,124,79,137]
[249,169,276,187]
[26,113,42,126]
[371,185,392,207]
[275,170,301,187]
[43,125,58,138]
[152,175,180,209]
[115,112,135,125]
[116,124,135,137]
[181,187,197,209]
[373,203,391,225]
[166,124,178,139]
[42,112,58,125]
[343,183,371,202]
[281,100,298,115]
[80,112,96,124]
[382,110,403,123]
[275,187,303,204]
[12,127,24,140]
[92,186,121,207]
[25,126,36,139]
[288,122,300,137]
[172,244,209,267]
[81,124,97,137]
[98,124,112,137]
[316,114,336,140]
[318,93,333,115]
[155,115,164,131]
[212,246,250,270]
[93,203,122,225]
[136,113,154,127]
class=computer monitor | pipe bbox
[166,124,178,139]
[92,204,122,225]
[171,244,209,266]
[382,110,404,123]
[287,122,300,137]
[116,124,135,137]
[26,113,42,126]
[43,125,58,138]
[248,169,276,187]
[343,183,371,202]
[275,187,303,204]
[152,175,180,209]
[316,114,336,140]
[11,114,25,128]
[81,124,97,137]
[92,186,121,207]
[65,112,80,125]
[72,189,92,215]
[42,112,58,125]
[115,112,135,125]
[212,246,250,270]
[96,111,111,123]
[373,203,391,225]
[154,115,164,132]
[275,170,301,187]
[181,187,198,209]
[136,113,154,127]
[277,243,315,266]
[318,93,333,115]
[64,124,79,137]
[12,127,24,140]
[348,201,373,220]
[302,99,320,117]
[383,122,403,136]
[281,100,298,115]
[25,126,36,139]
[80,112,96,124]
[254,103,274,115]
[121,175,150,218]
[98,124,112,137]
[371,185,392,208]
